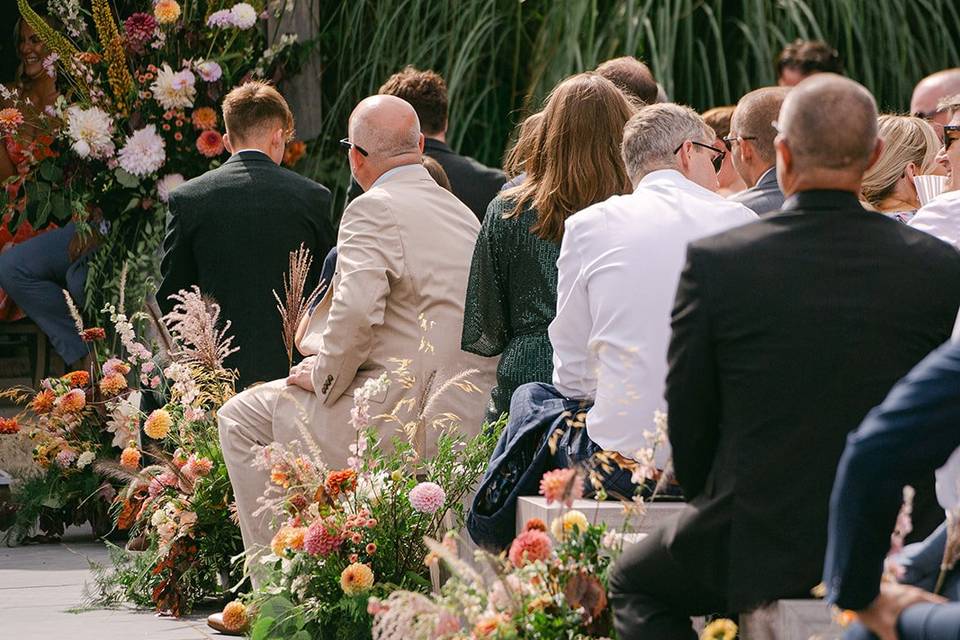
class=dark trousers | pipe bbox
[609,526,727,640]
[0,223,90,364]
[844,603,960,639]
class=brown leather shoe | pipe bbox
[206,612,246,636]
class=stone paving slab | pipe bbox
[0,532,224,639]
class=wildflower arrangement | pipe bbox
[241,371,504,640]
[0,0,314,318]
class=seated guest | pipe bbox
[379,66,505,220]
[218,95,495,557]
[861,115,944,223]
[608,74,960,640]
[776,39,843,86]
[461,73,633,422]
[500,111,543,191]
[421,154,453,192]
[911,68,960,135]
[824,340,960,640]
[157,82,334,390]
[909,101,960,246]
[702,106,747,196]
[595,56,660,106]
[726,87,789,214]
[550,103,755,464]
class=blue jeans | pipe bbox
[0,223,90,364]
[844,603,960,639]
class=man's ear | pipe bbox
[740,138,755,165]
[418,133,425,153]
[223,132,235,155]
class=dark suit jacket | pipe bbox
[664,190,960,612]
[344,138,505,221]
[157,151,334,390]
[729,166,784,216]
[825,340,960,610]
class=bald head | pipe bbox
[911,68,960,121]
[349,95,422,158]
[779,74,878,173]
[731,87,789,165]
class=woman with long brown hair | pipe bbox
[461,73,634,420]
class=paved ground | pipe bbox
[0,528,223,639]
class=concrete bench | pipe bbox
[741,599,843,640]
[516,496,686,536]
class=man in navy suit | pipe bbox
[824,339,960,639]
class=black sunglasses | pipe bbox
[944,125,960,151]
[339,137,369,157]
[674,140,726,172]
[720,135,758,152]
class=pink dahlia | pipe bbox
[508,529,552,567]
[408,482,446,514]
[539,468,583,507]
[123,13,157,53]
[182,455,213,479]
[303,518,343,556]
[196,129,224,157]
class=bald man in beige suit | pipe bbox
[217,95,497,556]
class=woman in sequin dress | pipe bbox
[461,73,635,420]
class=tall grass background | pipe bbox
[301,0,960,209]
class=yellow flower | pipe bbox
[153,0,181,24]
[339,562,374,596]
[550,509,589,541]
[221,601,248,632]
[143,409,173,439]
[700,618,738,640]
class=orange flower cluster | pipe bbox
[0,417,20,434]
[283,140,306,167]
[120,444,141,469]
[325,469,357,498]
[191,107,217,131]
[196,129,224,157]
[63,370,90,388]
[100,373,128,396]
[31,389,55,414]
[221,601,248,632]
[0,108,24,135]
[80,327,106,342]
[153,0,181,24]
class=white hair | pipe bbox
[349,104,421,158]
[621,103,713,183]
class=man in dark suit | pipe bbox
[727,87,788,215]
[349,66,504,221]
[608,74,960,640]
[157,81,334,391]
[825,340,960,640]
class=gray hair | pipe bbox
[349,101,422,158]
[621,103,714,183]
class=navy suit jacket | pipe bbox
[824,340,960,610]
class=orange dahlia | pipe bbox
[196,129,224,157]
[508,529,552,567]
[0,417,20,434]
[191,106,217,131]
[143,409,173,439]
[339,562,374,596]
[283,140,306,167]
[100,373,128,396]
[325,469,357,498]
[524,517,548,532]
[31,389,55,414]
[153,0,181,24]
[63,370,91,388]
[120,444,141,469]
[538,467,583,506]
[0,108,24,135]
[55,388,87,414]
[221,601,248,632]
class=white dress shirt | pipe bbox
[908,189,960,249]
[549,169,756,459]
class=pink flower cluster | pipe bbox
[408,482,446,514]
[508,529,552,567]
[304,517,343,556]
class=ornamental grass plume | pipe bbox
[163,286,238,372]
[92,0,134,113]
[221,601,248,632]
[539,467,583,506]
[508,529,552,567]
[143,409,173,439]
[340,562,375,596]
[274,244,324,367]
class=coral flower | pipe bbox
[365,542,377,555]
[270,525,295,557]
[183,455,213,477]
[143,409,173,439]
[550,510,590,541]
[153,0,181,24]
[325,469,357,498]
[196,129,224,157]
[56,388,87,414]
[524,517,548,532]
[191,106,217,130]
[304,518,342,556]
[80,327,106,342]
[102,357,131,377]
[539,467,583,506]
[63,370,90,388]
[473,613,510,638]
[408,481,446,514]
[120,444,141,469]
[339,562,374,596]
[0,417,20,434]
[508,529,552,567]
[283,140,306,166]
[100,373,128,396]
[221,601,248,632]
[31,389,55,414]
[0,108,24,135]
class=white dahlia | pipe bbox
[66,105,115,159]
[118,125,165,177]
[157,173,185,202]
[151,63,197,111]
[229,2,258,29]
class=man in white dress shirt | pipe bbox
[909,101,960,247]
[549,103,755,462]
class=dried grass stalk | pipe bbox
[274,243,325,367]
[163,286,239,372]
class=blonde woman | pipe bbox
[861,115,945,222]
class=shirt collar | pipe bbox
[755,166,777,188]
[370,163,424,189]
[637,168,710,194]
[781,189,864,212]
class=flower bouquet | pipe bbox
[237,372,505,640]
[1,0,313,317]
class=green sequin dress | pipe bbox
[461,195,560,417]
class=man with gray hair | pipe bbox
[609,74,960,639]
[217,94,496,570]
[911,68,960,136]
[727,87,789,214]
[549,103,754,465]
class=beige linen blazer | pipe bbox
[275,164,497,465]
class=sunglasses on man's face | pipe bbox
[339,137,369,157]
[674,140,726,172]
[720,135,758,152]
[944,125,960,151]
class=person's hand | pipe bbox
[285,356,316,392]
[855,582,947,640]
